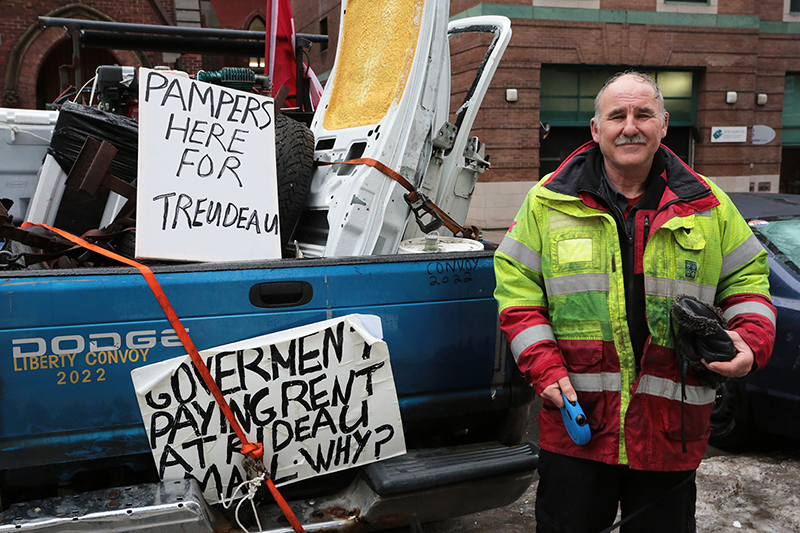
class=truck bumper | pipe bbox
[0,441,538,532]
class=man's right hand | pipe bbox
[541,375,577,409]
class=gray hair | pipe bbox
[593,71,667,125]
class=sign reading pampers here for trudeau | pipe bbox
[136,67,281,262]
[130,315,405,504]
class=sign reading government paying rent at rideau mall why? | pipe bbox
[130,315,406,504]
[136,67,281,262]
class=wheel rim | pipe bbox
[710,381,736,433]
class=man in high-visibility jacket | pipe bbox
[494,72,776,532]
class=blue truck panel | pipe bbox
[1,252,513,474]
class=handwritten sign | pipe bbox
[136,67,281,262]
[130,314,405,503]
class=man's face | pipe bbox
[590,76,669,178]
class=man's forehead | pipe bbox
[598,77,660,112]
[605,102,658,115]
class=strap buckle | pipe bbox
[242,455,268,480]
[404,191,444,233]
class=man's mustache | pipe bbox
[615,133,647,145]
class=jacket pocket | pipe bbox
[546,213,606,276]
[663,396,714,442]
[666,225,708,292]
[553,321,603,369]
[542,388,608,435]
[673,226,706,252]
[555,332,608,432]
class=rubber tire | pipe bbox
[114,230,136,260]
[274,113,314,253]
[709,377,754,450]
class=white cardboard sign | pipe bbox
[136,67,281,262]
[130,314,405,503]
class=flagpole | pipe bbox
[264,0,270,78]
[269,0,279,83]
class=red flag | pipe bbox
[265,0,324,111]
[266,0,297,106]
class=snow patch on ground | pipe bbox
[696,454,800,532]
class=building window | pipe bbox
[538,67,697,178]
[657,0,717,14]
[320,17,328,52]
[791,0,800,13]
[249,17,266,70]
[783,75,800,147]
[540,67,696,127]
[532,0,599,8]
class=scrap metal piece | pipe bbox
[65,136,137,219]
[0,478,224,533]
[0,200,72,252]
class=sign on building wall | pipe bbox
[751,125,776,145]
[710,126,748,143]
[136,67,281,262]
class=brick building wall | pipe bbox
[0,0,265,110]
[292,0,341,80]
[0,1,173,109]
[293,0,800,229]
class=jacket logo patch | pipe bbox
[685,260,698,279]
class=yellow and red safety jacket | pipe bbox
[494,142,776,471]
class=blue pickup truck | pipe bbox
[0,7,536,530]
[0,248,537,531]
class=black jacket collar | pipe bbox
[544,142,710,206]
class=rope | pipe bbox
[0,122,52,143]
[20,222,307,533]
[222,474,267,533]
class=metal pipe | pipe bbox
[79,31,266,56]
[71,31,82,96]
[39,16,328,44]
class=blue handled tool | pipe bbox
[561,392,591,445]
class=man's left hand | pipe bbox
[702,330,753,378]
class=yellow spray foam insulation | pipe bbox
[324,0,425,131]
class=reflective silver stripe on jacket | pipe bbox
[568,372,622,393]
[510,324,556,361]
[695,209,712,217]
[497,236,542,273]
[637,375,715,405]
[645,276,716,302]
[545,273,609,296]
[720,234,764,277]
[723,301,777,328]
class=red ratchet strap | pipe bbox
[316,157,475,238]
[21,222,306,533]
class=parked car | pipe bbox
[710,192,800,448]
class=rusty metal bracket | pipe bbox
[404,192,444,234]
[66,136,137,220]
[0,200,73,257]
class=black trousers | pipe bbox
[535,449,697,533]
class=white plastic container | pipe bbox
[0,108,59,221]
[398,232,484,254]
